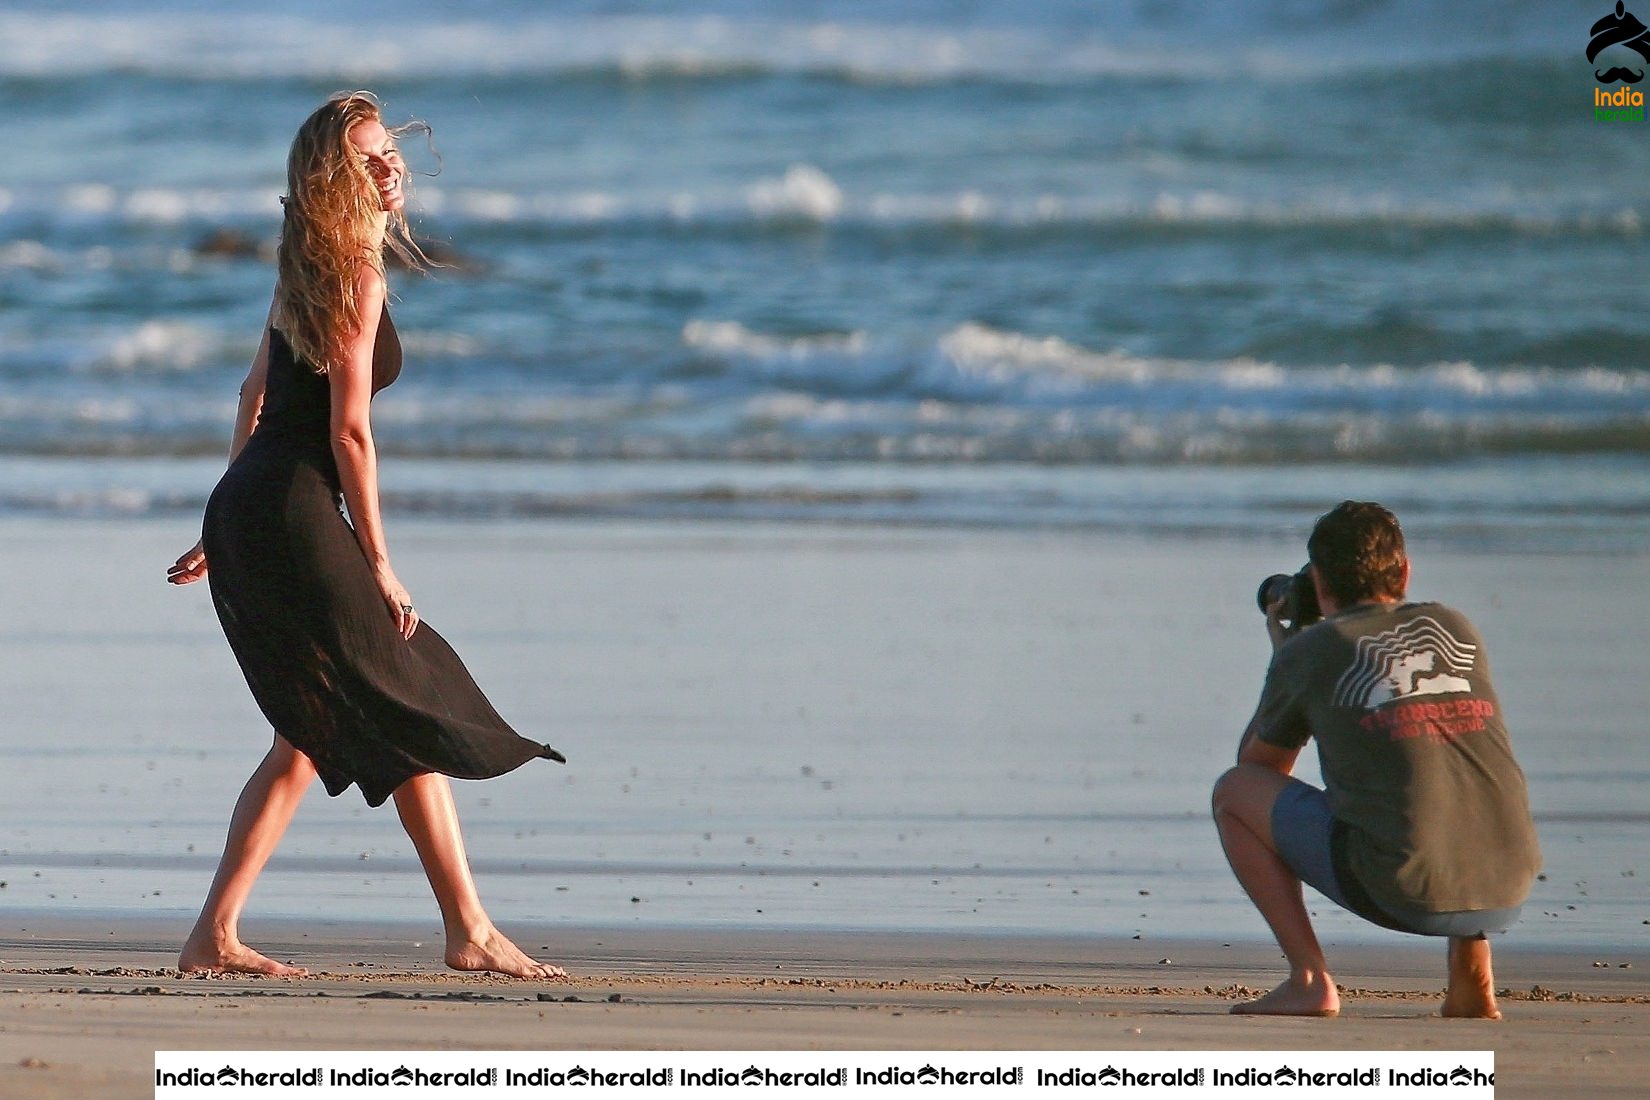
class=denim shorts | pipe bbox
[1270,779,1520,937]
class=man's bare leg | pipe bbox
[179,736,315,976]
[1213,765,1340,1016]
[392,772,566,980]
[1442,934,1501,1019]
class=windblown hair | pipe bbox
[275,91,431,372]
[1307,500,1408,606]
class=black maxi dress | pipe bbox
[201,312,564,806]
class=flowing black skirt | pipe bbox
[202,436,562,806]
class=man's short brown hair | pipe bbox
[1307,501,1407,607]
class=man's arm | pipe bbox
[1238,593,1308,773]
[1237,725,1301,775]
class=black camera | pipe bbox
[1256,565,1322,635]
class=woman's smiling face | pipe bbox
[348,118,404,213]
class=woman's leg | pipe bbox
[179,735,316,975]
[391,772,566,979]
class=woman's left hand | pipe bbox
[372,563,420,640]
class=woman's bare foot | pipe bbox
[1231,973,1340,1017]
[445,926,567,980]
[1442,936,1502,1019]
[179,934,308,978]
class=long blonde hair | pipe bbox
[275,91,430,372]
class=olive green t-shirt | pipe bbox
[1250,601,1541,916]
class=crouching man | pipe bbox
[1212,501,1541,1018]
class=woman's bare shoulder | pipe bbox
[353,261,387,297]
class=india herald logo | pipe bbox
[1590,2,1650,83]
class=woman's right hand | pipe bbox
[373,563,420,640]
[167,540,208,585]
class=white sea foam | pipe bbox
[68,397,141,424]
[684,318,1650,415]
[746,165,845,222]
[453,190,523,222]
[0,241,60,273]
[682,320,867,360]
[63,184,118,214]
[129,188,280,223]
[937,323,1159,384]
[395,331,483,358]
[8,178,1642,241]
[97,321,223,373]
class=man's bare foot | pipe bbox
[1231,974,1340,1017]
[1442,936,1501,1019]
[445,927,567,980]
[179,935,308,978]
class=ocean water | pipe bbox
[2,0,1648,536]
[2,3,1648,949]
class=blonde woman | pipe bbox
[167,93,565,979]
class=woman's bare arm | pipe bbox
[328,263,418,639]
[226,326,272,464]
[167,290,278,586]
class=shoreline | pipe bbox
[4,912,1646,991]
[6,454,1650,554]
[5,907,1650,965]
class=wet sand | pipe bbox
[4,516,1646,943]
[1,918,1646,1099]
[1,517,1646,1098]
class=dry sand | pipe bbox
[1,917,1645,1099]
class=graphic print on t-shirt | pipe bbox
[1331,616,1478,709]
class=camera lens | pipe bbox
[1256,574,1293,615]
